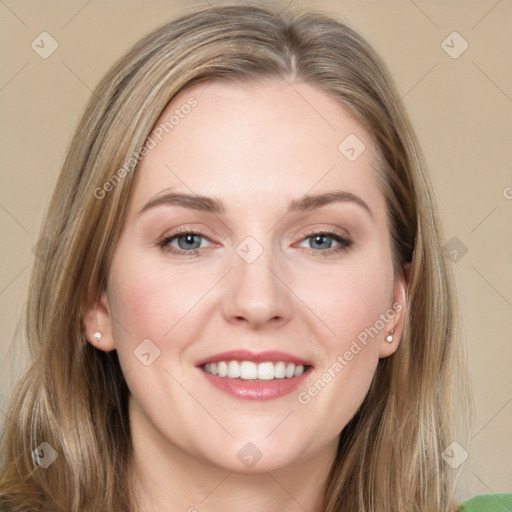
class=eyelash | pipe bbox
[157,227,353,257]
[298,228,353,256]
[157,228,213,257]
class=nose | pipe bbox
[220,243,293,330]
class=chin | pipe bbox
[194,436,313,474]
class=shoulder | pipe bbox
[459,493,512,511]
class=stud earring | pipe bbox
[385,330,394,343]
[94,332,102,342]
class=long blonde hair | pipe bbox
[0,3,471,511]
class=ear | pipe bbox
[378,263,410,358]
[82,290,116,352]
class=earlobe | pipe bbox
[82,291,116,352]
[378,267,409,358]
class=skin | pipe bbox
[84,80,407,511]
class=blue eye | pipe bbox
[158,229,352,257]
[158,230,211,255]
[297,231,352,254]
[309,234,334,250]
[173,233,204,250]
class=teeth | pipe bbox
[227,361,240,378]
[285,363,295,378]
[274,361,286,378]
[258,362,274,380]
[218,361,228,377]
[240,361,258,379]
[203,360,306,380]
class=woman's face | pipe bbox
[87,80,406,473]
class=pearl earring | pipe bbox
[385,330,394,343]
[94,332,102,342]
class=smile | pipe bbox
[202,360,307,380]
[196,350,314,400]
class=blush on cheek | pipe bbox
[121,280,173,341]
[117,268,207,344]
[126,282,152,322]
[106,268,156,345]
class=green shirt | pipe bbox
[460,493,512,511]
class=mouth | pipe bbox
[196,350,314,400]
[201,360,312,380]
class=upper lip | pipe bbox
[195,350,313,367]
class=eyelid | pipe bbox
[293,227,353,253]
[297,226,351,241]
[156,227,217,256]
[157,225,353,257]
[157,226,216,244]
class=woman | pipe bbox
[1,3,508,511]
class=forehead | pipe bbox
[129,79,385,219]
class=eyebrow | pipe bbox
[137,189,373,219]
[289,190,373,218]
[138,192,225,216]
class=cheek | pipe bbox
[108,270,166,340]
[295,262,392,432]
[307,260,392,345]
[107,250,215,345]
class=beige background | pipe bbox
[1,0,511,503]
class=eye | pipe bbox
[296,230,352,255]
[158,229,213,255]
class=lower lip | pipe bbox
[199,368,312,401]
